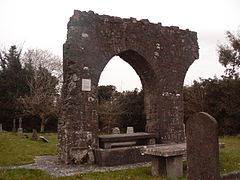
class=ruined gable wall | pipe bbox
[58,10,199,164]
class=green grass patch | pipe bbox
[0,169,51,180]
[219,135,240,174]
[0,131,57,166]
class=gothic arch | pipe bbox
[58,10,199,164]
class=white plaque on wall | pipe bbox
[82,79,91,91]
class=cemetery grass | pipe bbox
[219,135,240,174]
[0,132,240,180]
[0,131,57,166]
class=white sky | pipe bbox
[1,0,239,91]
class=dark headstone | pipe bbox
[0,123,2,133]
[31,129,38,141]
[186,112,220,180]
[12,119,16,133]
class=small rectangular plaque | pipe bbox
[82,79,91,91]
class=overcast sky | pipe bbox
[1,0,239,91]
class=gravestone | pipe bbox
[12,119,16,133]
[23,134,29,139]
[0,123,2,133]
[87,150,95,164]
[186,112,220,180]
[17,118,23,135]
[112,127,120,134]
[126,127,134,134]
[31,129,38,141]
[39,136,49,143]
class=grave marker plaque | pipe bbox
[82,79,91,91]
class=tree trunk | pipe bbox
[40,121,45,133]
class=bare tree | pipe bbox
[98,101,126,134]
[22,49,63,92]
[17,49,62,132]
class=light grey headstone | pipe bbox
[19,117,22,128]
[87,150,95,164]
[17,128,23,136]
[17,118,23,135]
[126,126,134,134]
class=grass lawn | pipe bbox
[219,135,240,174]
[0,131,239,180]
[0,131,57,166]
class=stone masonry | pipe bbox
[58,10,199,164]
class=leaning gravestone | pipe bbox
[186,112,220,180]
[39,136,49,143]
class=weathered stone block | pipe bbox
[95,146,151,166]
[151,155,183,178]
[141,143,186,178]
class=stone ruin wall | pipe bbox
[58,10,199,164]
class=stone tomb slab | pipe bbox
[98,132,158,149]
[141,143,186,178]
[95,145,151,166]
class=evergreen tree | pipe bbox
[0,46,30,129]
[0,46,61,132]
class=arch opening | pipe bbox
[98,56,142,92]
[97,52,149,134]
[118,50,157,91]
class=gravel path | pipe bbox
[0,155,150,177]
